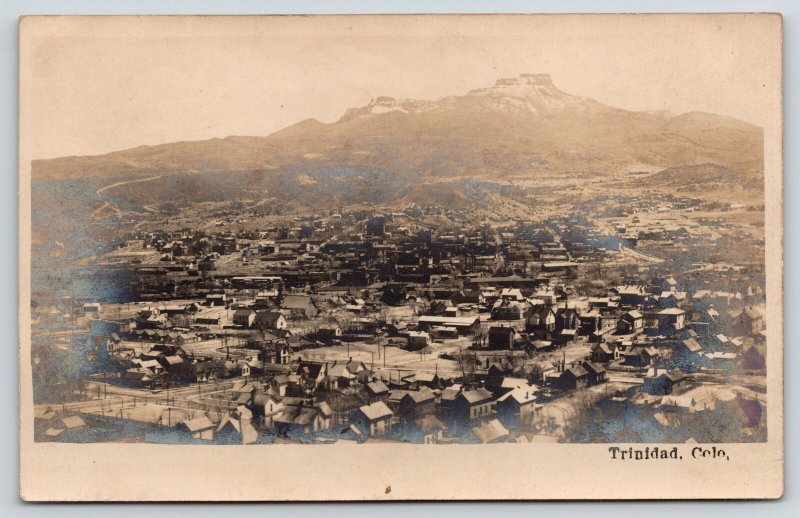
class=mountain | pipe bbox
[32,73,763,182]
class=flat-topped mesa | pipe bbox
[339,95,430,121]
[503,73,555,87]
[372,96,398,106]
[467,73,566,98]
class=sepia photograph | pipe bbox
[18,13,783,501]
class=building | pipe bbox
[232,309,256,328]
[254,310,288,331]
[487,326,518,350]
[465,418,509,444]
[657,308,686,334]
[351,401,394,438]
[581,361,607,385]
[617,310,644,334]
[282,295,318,319]
[557,365,589,391]
[397,388,437,422]
[494,385,538,429]
[178,415,216,441]
[416,315,481,335]
[643,369,687,395]
[366,380,390,402]
[731,308,765,336]
[273,399,333,437]
[445,387,494,424]
[406,331,431,351]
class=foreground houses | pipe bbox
[31,202,768,445]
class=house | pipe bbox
[658,291,687,309]
[242,359,269,379]
[296,361,327,389]
[500,288,524,301]
[274,398,333,437]
[643,368,687,395]
[526,307,556,338]
[617,310,644,334]
[678,337,703,358]
[591,342,615,364]
[406,331,431,351]
[614,285,651,306]
[491,300,523,321]
[157,354,193,382]
[241,391,285,429]
[45,415,88,442]
[178,415,215,441]
[254,310,288,331]
[232,309,256,328]
[215,413,259,445]
[139,358,165,375]
[366,380,390,402]
[397,387,437,422]
[282,295,318,319]
[657,308,686,334]
[487,326,518,350]
[415,371,449,389]
[494,385,538,429]
[327,359,369,388]
[578,310,603,335]
[256,340,292,365]
[326,363,357,389]
[558,365,589,391]
[465,418,509,444]
[446,387,494,424]
[581,361,607,385]
[406,414,447,444]
[661,277,679,293]
[270,374,299,397]
[351,401,394,438]
[387,322,409,337]
[624,346,659,368]
[555,307,579,331]
[194,360,222,383]
[528,339,555,353]
[731,308,765,336]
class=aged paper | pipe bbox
[19,14,783,501]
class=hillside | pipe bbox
[32,74,763,183]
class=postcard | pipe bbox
[19,14,783,501]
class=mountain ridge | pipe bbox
[31,74,763,181]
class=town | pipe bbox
[31,192,768,445]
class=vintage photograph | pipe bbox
[19,14,783,500]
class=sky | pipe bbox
[20,14,781,160]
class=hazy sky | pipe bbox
[20,14,781,160]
